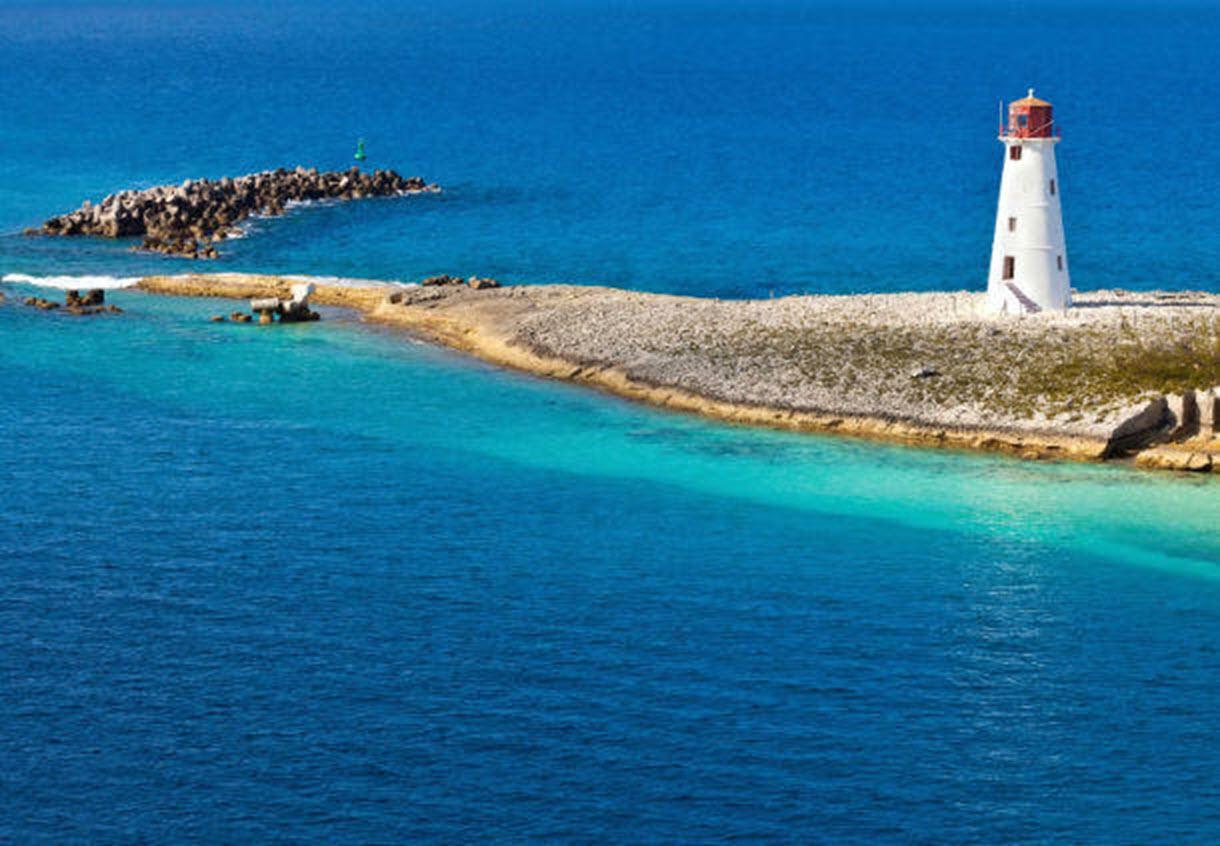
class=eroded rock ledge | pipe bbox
[31,167,439,258]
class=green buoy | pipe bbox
[354,138,367,163]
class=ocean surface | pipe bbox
[1,1,1219,843]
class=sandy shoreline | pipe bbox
[135,274,1220,472]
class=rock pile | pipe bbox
[421,274,501,289]
[65,288,105,308]
[32,166,439,259]
[421,275,466,287]
[21,288,122,315]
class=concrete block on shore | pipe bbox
[1165,391,1199,439]
[1197,388,1218,440]
[1106,397,1168,453]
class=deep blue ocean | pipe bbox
[1,2,1219,843]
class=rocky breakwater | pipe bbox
[32,166,439,259]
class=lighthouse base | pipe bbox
[989,281,1071,315]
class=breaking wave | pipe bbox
[2,272,141,290]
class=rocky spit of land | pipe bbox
[135,274,1220,472]
[30,167,438,259]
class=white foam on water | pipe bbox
[284,198,339,210]
[2,273,141,290]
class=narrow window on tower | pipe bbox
[1049,178,1056,195]
[1009,146,1022,161]
[1002,256,1015,280]
[1057,255,1064,271]
[1008,217,1017,232]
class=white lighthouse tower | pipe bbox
[987,89,1071,313]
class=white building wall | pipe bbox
[986,138,1071,313]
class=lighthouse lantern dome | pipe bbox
[1005,89,1055,139]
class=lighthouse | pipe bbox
[987,89,1070,313]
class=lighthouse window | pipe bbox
[1002,256,1015,280]
[1009,146,1022,161]
[1057,255,1064,271]
[1008,217,1017,232]
[1049,178,1056,195]
[1017,114,1028,127]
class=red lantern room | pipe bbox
[1004,89,1055,138]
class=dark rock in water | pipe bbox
[279,307,321,323]
[65,288,106,308]
[44,288,118,316]
[210,315,227,322]
[230,312,252,323]
[35,166,440,259]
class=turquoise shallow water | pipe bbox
[1,288,1218,842]
[1,1,1219,842]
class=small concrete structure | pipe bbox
[1105,397,1169,455]
[1200,389,1219,440]
[250,282,319,324]
[1165,392,1200,439]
